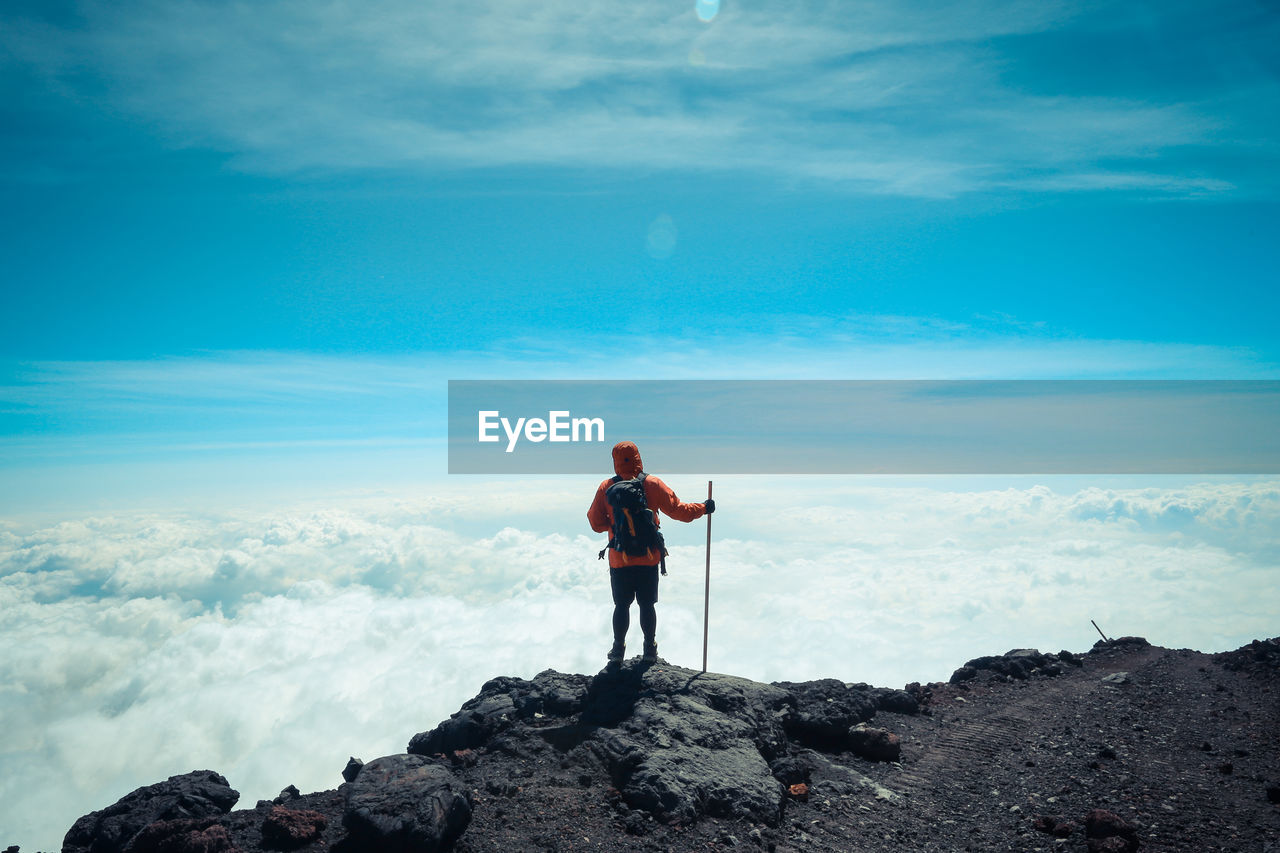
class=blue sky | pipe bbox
[2,0,1279,493]
[3,0,1279,366]
[2,2,1280,848]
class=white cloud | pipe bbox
[1,0,1265,196]
[2,478,1278,850]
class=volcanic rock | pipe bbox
[63,771,239,853]
[269,787,298,806]
[58,636,1280,853]
[872,688,919,715]
[964,648,1047,680]
[1032,814,1076,837]
[1084,808,1139,852]
[1093,636,1151,651]
[341,754,471,853]
[259,807,326,850]
[847,724,901,763]
[341,757,364,783]
[772,679,876,750]
[408,670,590,755]
[587,664,792,825]
[1216,637,1280,672]
[120,819,234,853]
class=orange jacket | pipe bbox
[588,441,707,568]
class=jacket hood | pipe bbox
[612,441,643,479]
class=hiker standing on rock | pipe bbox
[588,441,713,665]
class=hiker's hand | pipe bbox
[704,499,716,515]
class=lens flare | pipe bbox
[696,0,720,23]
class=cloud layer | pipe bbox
[3,0,1275,196]
[3,478,1278,849]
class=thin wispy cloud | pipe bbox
[1,326,1273,448]
[3,0,1273,196]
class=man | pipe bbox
[587,441,714,664]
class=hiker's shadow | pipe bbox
[581,659,660,726]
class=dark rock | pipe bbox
[949,666,977,684]
[408,691,517,755]
[1216,638,1280,672]
[772,679,875,751]
[1092,636,1150,652]
[1084,809,1138,852]
[408,670,591,755]
[961,649,1048,680]
[447,748,478,768]
[1058,650,1083,667]
[342,755,471,853]
[847,724,901,762]
[767,755,811,787]
[1032,815,1075,837]
[342,757,364,783]
[260,806,326,850]
[1098,745,1118,760]
[1266,783,1280,804]
[873,688,919,715]
[270,786,299,805]
[590,665,790,826]
[119,818,233,853]
[64,771,239,853]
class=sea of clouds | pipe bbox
[3,477,1278,850]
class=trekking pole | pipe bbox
[702,480,713,673]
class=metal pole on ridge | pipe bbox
[702,480,713,673]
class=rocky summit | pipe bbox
[37,636,1280,853]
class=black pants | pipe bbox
[610,564,658,644]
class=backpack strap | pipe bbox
[600,475,622,558]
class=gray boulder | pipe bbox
[342,754,471,853]
[63,770,238,853]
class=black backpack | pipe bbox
[598,472,669,574]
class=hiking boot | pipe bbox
[607,640,625,663]
[642,639,658,662]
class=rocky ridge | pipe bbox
[27,636,1280,853]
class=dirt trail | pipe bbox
[855,642,1278,852]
